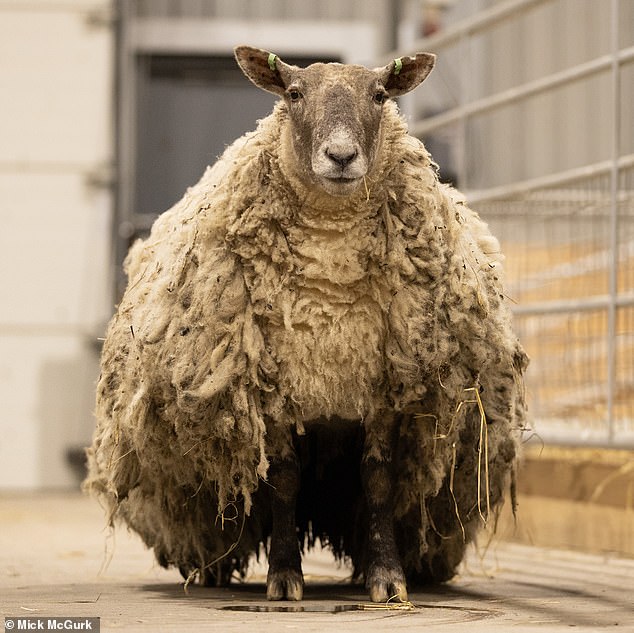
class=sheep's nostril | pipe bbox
[326,148,358,168]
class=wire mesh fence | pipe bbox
[477,165,634,445]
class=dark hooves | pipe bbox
[266,568,304,601]
[366,564,408,603]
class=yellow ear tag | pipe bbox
[268,53,278,71]
[393,58,403,75]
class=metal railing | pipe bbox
[393,0,633,447]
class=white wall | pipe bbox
[0,0,114,488]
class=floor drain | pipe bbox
[220,603,501,621]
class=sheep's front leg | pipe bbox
[266,431,303,601]
[362,419,408,602]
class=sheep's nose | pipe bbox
[325,147,358,168]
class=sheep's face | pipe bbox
[235,47,435,197]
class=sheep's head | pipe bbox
[235,46,435,197]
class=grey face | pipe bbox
[235,47,436,197]
[284,64,387,195]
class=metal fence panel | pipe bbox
[402,0,634,446]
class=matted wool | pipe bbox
[85,100,528,585]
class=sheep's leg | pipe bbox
[362,418,408,603]
[266,433,303,601]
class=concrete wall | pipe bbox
[0,0,114,488]
[496,446,634,557]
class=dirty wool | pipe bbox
[86,81,528,587]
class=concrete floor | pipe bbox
[1,492,633,632]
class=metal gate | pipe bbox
[397,0,634,446]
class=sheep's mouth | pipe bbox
[326,176,359,184]
[319,176,363,196]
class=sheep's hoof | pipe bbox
[366,565,408,603]
[266,569,304,601]
[178,562,232,587]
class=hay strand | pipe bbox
[183,507,246,593]
[355,598,415,611]
[449,441,466,543]
[465,385,491,525]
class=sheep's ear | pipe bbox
[234,45,294,97]
[377,53,436,97]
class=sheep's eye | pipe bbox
[288,88,302,102]
[374,91,388,105]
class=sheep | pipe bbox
[85,45,528,603]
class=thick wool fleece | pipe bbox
[85,101,528,583]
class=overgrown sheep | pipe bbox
[85,46,528,603]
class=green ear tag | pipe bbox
[393,57,403,75]
[268,53,277,71]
